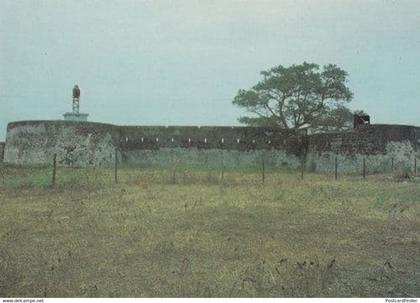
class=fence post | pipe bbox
[301,157,305,179]
[52,154,57,186]
[415,158,417,176]
[391,157,394,171]
[362,158,366,179]
[334,157,338,180]
[172,162,178,184]
[114,148,118,184]
[220,150,224,183]
[262,155,265,184]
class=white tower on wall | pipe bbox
[63,84,89,122]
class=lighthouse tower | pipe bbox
[63,84,89,122]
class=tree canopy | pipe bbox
[233,62,363,132]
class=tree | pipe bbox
[233,62,362,132]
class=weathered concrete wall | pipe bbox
[4,121,304,168]
[3,120,419,173]
[0,142,5,162]
[306,125,420,173]
[4,121,119,167]
[123,148,301,169]
[118,126,302,152]
[117,126,304,168]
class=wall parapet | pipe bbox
[308,124,420,155]
[117,125,304,153]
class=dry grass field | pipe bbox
[0,164,419,297]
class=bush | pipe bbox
[393,164,412,179]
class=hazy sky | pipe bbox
[1,0,419,140]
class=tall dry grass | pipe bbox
[0,164,419,297]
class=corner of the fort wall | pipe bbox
[4,120,119,167]
[306,125,419,173]
[0,142,5,162]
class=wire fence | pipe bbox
[0,151,418,189]
[54,152,420,186]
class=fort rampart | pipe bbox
[306,125,419,173]
[0,141,5,162]
[3,120,419,173]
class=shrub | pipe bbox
[393,164,412,180]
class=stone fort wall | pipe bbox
[307,125,420,173]
[0,141,5,162]
[3,120,419,173]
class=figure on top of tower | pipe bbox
[72,84,80,100]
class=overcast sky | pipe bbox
[1,0,419,140]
